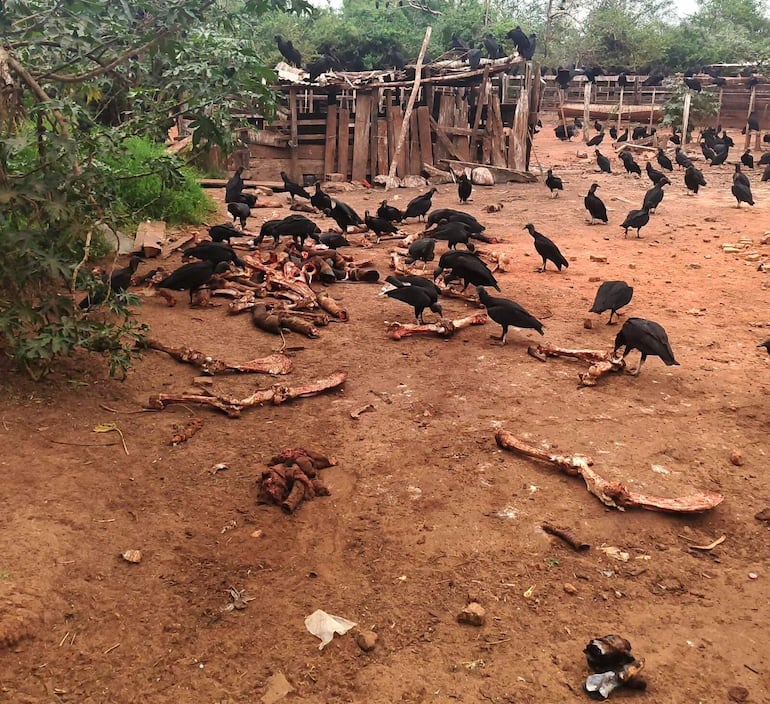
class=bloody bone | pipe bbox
[252,305,320,338]
[495,429,724,513]
[317,291,349,321]
[146,339,293,375]
[387,312,488,340]
[147,370,347,418]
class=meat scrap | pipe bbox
[257,448,336,513]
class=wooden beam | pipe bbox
[351,92,372,182]
[325,112,341,176]
[488,91,506,167]
[471,64,491,157]
[512,72,530,171]
[440,159,537,183]
[289,87,299,181]
[429,116,461,160]
[409,109,422,175]
[387,105,404,176]
[386,26,432,189]
[416,105,433,167]
[582,82,591,142]
[454,89,470,161]
[434,93,454,161]
[369,87,380,179]
[337,107,350,179]
[744,86,757,150]
[681,91,692,145]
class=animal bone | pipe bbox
[147,371,347,418]
[146,339,293,375]
[527,343,627,386]
[495,429,724,513]
[386,312,488,340]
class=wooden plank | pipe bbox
[352,93,372,182]
[434,93,455,161]
[323,106,337,177]
[744,86,757,150]
[369,87,380,179]
[409,109,421,175]
[441,159,537,183]
[471,65,491,159]
[376,118,388,176]
[454,90,470,160]
[289,87,299,181]
[488,91,506,167]
[416,105,433,167]
[337,108,350,179]
[512,77,530,171]
[387,106,406,177]
[429,116,461,160]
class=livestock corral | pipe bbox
[2,125,770,703]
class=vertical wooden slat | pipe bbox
[512,73,530,171]
[387,105,406,177]
[471,65,491,160]
[352,93,372,182]
[324,105,338,178]
[416,105,433,168]
[582,82,591,143]
[289,87,299,181]
[455,90,470,160]
[744,86,757,150]
[434,94,454,161]
[488,92,506,167]
[337,108,350,178]
[377,118,388,176]
[369,87,380,179]
[408,110,421,174]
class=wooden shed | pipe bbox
[229,57,541,184]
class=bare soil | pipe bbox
[2,127,770,704]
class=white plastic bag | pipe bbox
[304,609,357,650]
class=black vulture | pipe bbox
[733,164,751,189]
[760,152,770,166]
[747,112,760,132]
[406,238,437,267]
[377,200,404,223]
[586,131,605,147]
[645,161,667,184]
[430,221,475,251]
[545,169,563,198]
[555,67,574,90]
[669,130,681,145]
[434,250,499,291]
[256,214,321,247]
[227,202,250,228]
[616,128,628,142]
[712,76,727,86]
[427,209,484,233]
[275,35,301,67]
[709,148,729,166]
[324,200,364,231]
[619,150,641,176]
[758,339,770,355]
[506,26,536,60]
[762,163,770,182]
[477,286,544,344]
[675,147,693,169]
[642,177,670,214]
[609,126,618,140]
[386,274,441,298]
[183,242,245,268]
[381,278,442,323]
[721,130,734,147]
[305,54,335,81]
[386,47,405,70]
[594,120,603,132]
[700,142,717,162]
[209,223,241,243]
[583,66,604,84]
[589,281,633,325]
[596,150,612,173]
[403,187,437,221]
[79,256,142,309]
[642,74,664,87]
[280,171,311,201]
[157,261,229,304]
[458,173,472,203]
[555,123,577,140]
[523,223,569,272]
[618,72,630,88]
[741,150,754,168]
[309,232,350,248]
[225,166,245,203]
[449,33,469,52]
[731,181,755,207]
[684,165,707,194]
[467,47,483,70]
[365,211,398,240]
[584,183,608,224]
[620,206,650,238]
[656,148,673,171]
[310,181,333,211]
[613,317,679,375]
[632,125,649,141]
[483,33,504,60]
[684,76,702,92]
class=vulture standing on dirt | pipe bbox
[733,164,751,189]
[427,209,485,233]
[157,261,229,305]
[619,150,641,176]
[656,149,673,171]
[275,35,301,67]
[731,180,755,208]
[227,202,250,228]
[709,147,729,166]
[524,223,569,272]
[584,183,608,224]
[596,150,612,173]
[555,123,577,141]
[616,128,628,142]
[257,215,321,247]
[545,169,563,197]
[280,171,311,201]
[620,205,650,238]
[586,131,605,147]
[675,147,693,169]
[406,238,437,267]
[458,172,472,203]
[645,161,667,185]
[225,166,245,203]
[430,221,475,251]
[684,165,707,194]
[381,277,442,323]
[760,152,770,166]
[310,182,333,211]
[182,242,245,268]
[762,164,770,182]
[477,286,544,344]
[79,256,142,309]
[209,223,241,243]
[365,211,398,240]
[324,200,364,232]
[642,177,670,214]
[741,150,754,169]
[377,200,404,223]
[613,317,679,376]
[403,188,437,221]
[434,250,499,291]
[589,281,633,325]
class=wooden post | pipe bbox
[744,86,757,150]
[376,118,388,176]
[470,64,491,158]
[385,26,432,190]
[337,108,350,179]
[716,87,724,128]
[512,66,530,171]
[648,87,657,130]
[351,92,372,182]
[616,86,624,140]
[323,105,338,178]
[681,91,692,145]
[583,81,591,142]
[416,105,433,168]
[557,88,568,135]
[289,87,299,181]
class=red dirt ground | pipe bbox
[2,125,770,704]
